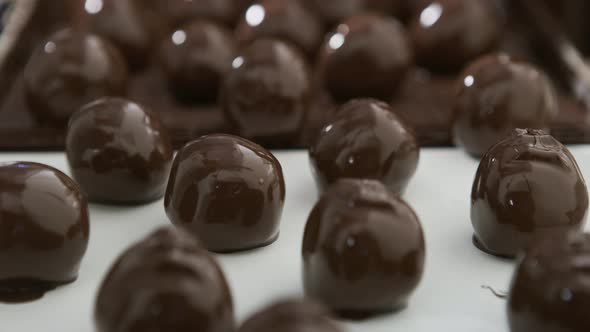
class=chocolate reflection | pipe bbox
[471,129,588,258]
[302,179,425,319]
[23,28,128,125]
[309,99,419,195]
[66,98,173,205]
[453,54,558,157]
[408,0,502,72]
[95,227,234,332]
[508,231,590,332]
[0,162,89,303]
[164,134,285,253]
[236,0,324,58]
[318,12,412,101]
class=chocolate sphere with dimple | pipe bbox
[95,227,234,332]
[471,129,588,258]
[302,179,426,319]
[319,13,412,101]
[66,98,173,205]
[409,0,502,72]
[508,232,590,332]
[24,29,128,125]
[222,39,311,146]
[85,0,164,69]
[236,0,324,58]
[0,162,89,303]
[238,300,343,332]
[453,54,558,157]
[165,134,286,253]
[160,21,235,102]
[309,99,419,195]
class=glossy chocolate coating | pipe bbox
[0,162,89,303]
[319,13,412,101]
[222,39,311,146]
[66,98,173,205]
[309,99,419,195]
[95,227,234,332]
[409,0,502,72]
[302,179,426,318]
[235,0,324,58]
[24,29,128,125]
[471,129,588,258]
[84,0,164,69]
[453,54,558,157]
[302,0,364,27]
[164,134,286,253]
[160,21,235,102]
[151,0,243,27]
[508,232,590,332]
[238,300,343,332]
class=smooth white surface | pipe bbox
[2,147,590,332]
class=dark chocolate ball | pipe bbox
[302,179,425,318]
[309,99,419,195]
[238,300,343,332]
[160,21,235,102]
[66,98,174,205]
[151,0,243,27]
[508,232,590,332]
[319,13,412,101]
[408,0,502,72]
[235,0,324,58]
[222,39,311,146]
[471,129,588,258]
[453,54,558,157]
[302,0,364,27]
[84,0,164,69]
[362,0,427,19]
[24,29,128,125]
[164,134,286,253]
[0,162,89,303]
[95,227,234,332]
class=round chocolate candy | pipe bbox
[309,99,419,195]
[151,0,243,27]
[160,20,235,102]
[508,232,590,332]
[24,29,128,125]
[164,134,286,253]
[452,54,558,157]
[408,0,502,72]
[222,39,311,146]
[238,300,343,332]
[471,129,589,258]
[84,0,164,69]
[302,179,426,318]
[301,0,364,27]
[362,0,427,19]
[66,98,173,205]
[95,227,234,332]
[0,162,89,303]
[319,13,412,101]
[235,0,324,58]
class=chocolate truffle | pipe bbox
[302,0,364,27]
[508,231,590,332]
[235,0,324,58]
[302,179,425,318]
[66,98,174,205]
[95,227,234,332]
[0,162,89,303]
[84,0,164,69]
[453,54,558,157]
[160,21,235,102]
[309,99,419,195]
[408,0,502,72]
[222,39,311,146]
[471,129,589,258]
[152,0,243,27]
[319,13,412,101]
[164,134,286,253]
[238,300,343,332]
[24,29,128,125]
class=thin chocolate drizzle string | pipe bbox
[481,285,508,299]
